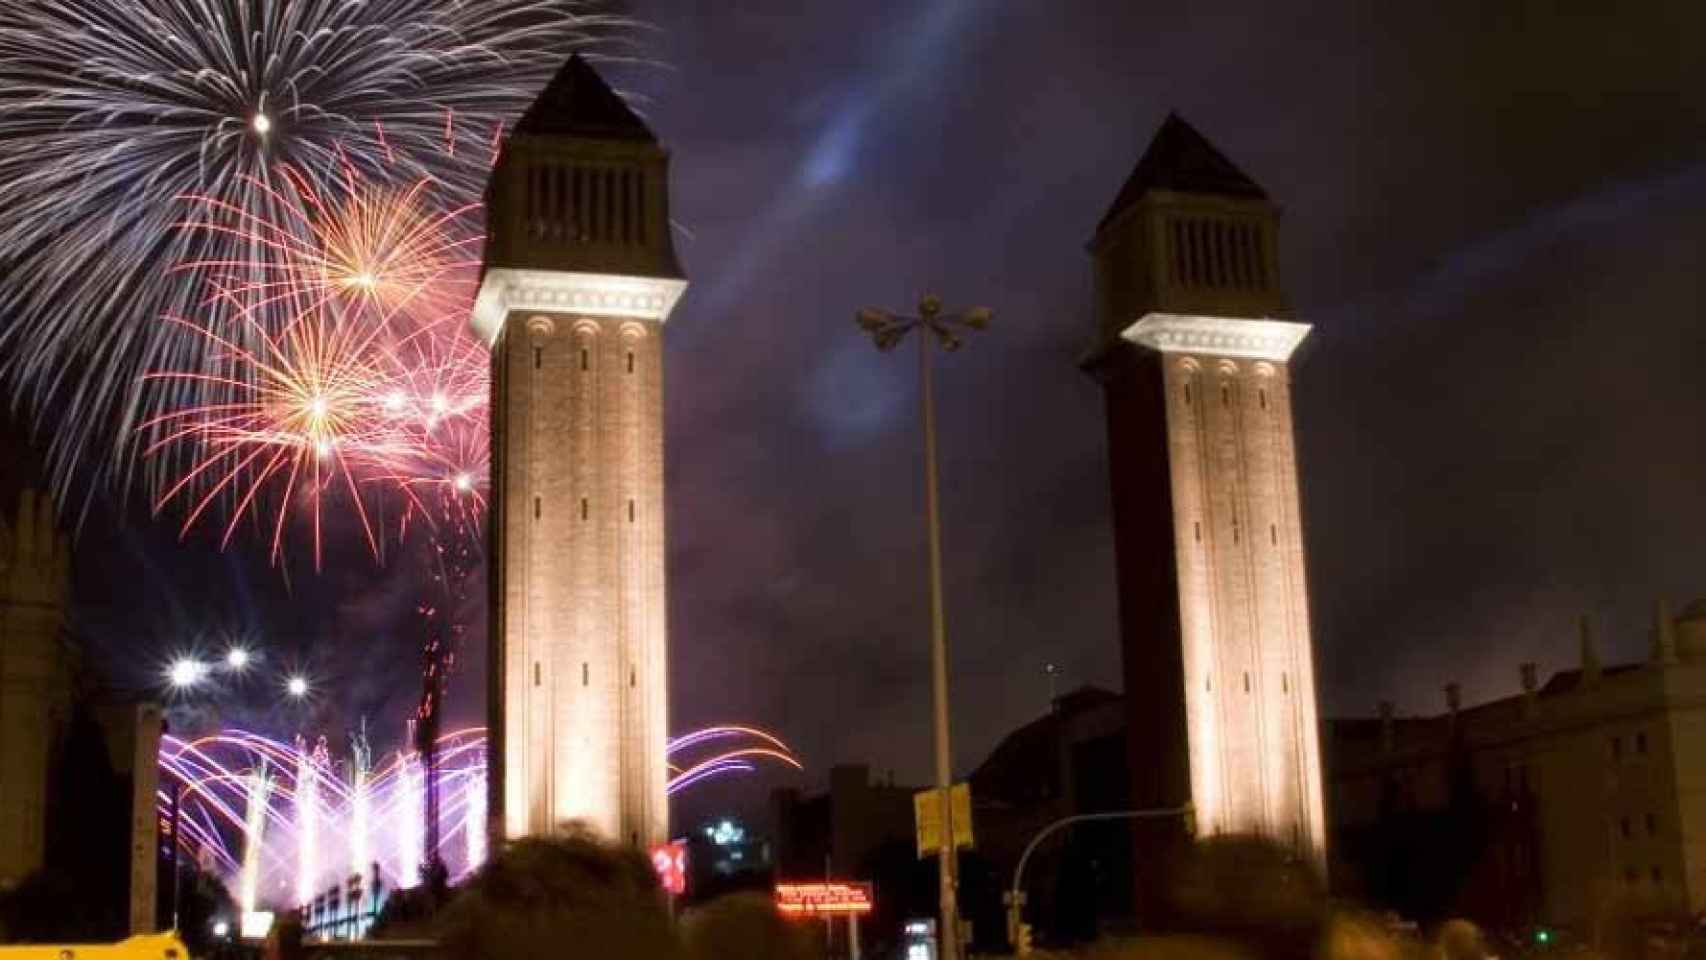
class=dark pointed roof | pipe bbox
[1096,113,1267,233]
[513,54,656,142]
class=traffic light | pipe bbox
[1016,922,1033,956]
[1535,928,1553,947]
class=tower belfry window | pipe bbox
[581,348,589,371]
[627,351,635,374]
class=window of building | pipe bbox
[1636,731,1648,755]
[1611,736,1622,759]
[1646,813,1657,836]
[1620,816,1632,839]
[627,351,635,374]
[1651,866,1662,886]
[1625,867,1638,887]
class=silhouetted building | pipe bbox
[1082,113,1328,917]
[968,686,1132,944]
[770,764,919,881]
[682,817,772,903]
[0,488,162,937]
[770,765,936,956]
[1330,603,1706,934]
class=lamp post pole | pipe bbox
[855,295,991,960]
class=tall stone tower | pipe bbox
[1085,115,1326,866]
[475,56,685,848]
[0,488,72,890]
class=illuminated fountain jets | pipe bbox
[463,771,486,873]
[350,725,372,880]
[294,739,319,905]
[239,765,272,916]
[156,725,800,906]
[397,752,425,889]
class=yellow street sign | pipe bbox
[914,783,974,858]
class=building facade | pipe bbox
[1084,115,1326,866]
[0,488,71,891]
[477,55,686,848]
[1330,601,1706,934]
[0,488,161,937]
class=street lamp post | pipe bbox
[855,295,991,960]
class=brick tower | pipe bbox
[475,56,686,847]
[1085,115,1326,867]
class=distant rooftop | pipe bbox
[513,54,656,142]
[1096,112,1268,234]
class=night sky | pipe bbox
[6,1,1705,829]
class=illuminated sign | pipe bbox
[650,841,687,895]
[913,783,973,857]
[775,882,874,916]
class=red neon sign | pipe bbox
[775,882,874,916]
[650,841,687,895]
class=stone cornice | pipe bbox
[472,268,688,345]
[1121,312,1311,362]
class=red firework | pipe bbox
[143,156,491,567]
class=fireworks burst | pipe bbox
[142,156,490,566]
[0,0,627,500]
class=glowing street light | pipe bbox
[225,647,251,671]
[853,294,991,960]
[285,675,310,699]
[168,658,206,690]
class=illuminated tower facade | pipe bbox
[476,56,685,848]
[1085,115,1326,866]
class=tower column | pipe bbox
[477,54,685,850]
[1087,113,1327,878]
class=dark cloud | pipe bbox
[16,0,1704,831]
